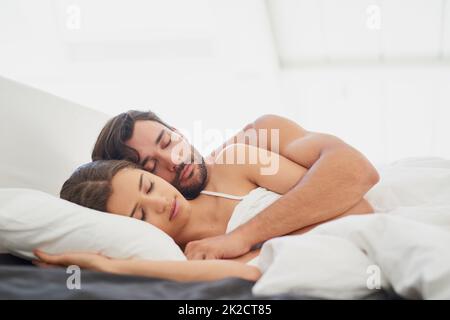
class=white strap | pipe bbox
[200,190,245,201]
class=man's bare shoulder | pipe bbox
[249,114,307,133]
[208,114,309,159]
[248,114,310,154]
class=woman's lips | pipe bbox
[169,198,179,221]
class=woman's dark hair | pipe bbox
[60,160,139,212]
[92,110,173,163]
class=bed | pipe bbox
[0,253,399,299]
[0,75,445,300]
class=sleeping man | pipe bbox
[88,111,379,260]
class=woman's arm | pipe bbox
[107,259,260,282]
[34,250,261,282]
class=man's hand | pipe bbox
[184,232,252,260]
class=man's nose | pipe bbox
[161,149,183,172]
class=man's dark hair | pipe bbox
[92,110,173,163]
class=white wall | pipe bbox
[0,0,282,155]
[272,0,450,164]
[279,65,450,164]
[0,0,449,164]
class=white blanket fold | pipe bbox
[252,158,450,299]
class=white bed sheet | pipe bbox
[252,157,450,299]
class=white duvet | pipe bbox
[252,157,450,299]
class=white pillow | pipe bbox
[0,188,186,261]
[0,75,109,196]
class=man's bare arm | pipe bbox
[185,114,379,259]
[230,115,380,246]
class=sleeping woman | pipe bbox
[35,144,374,282]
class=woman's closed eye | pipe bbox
[140,180,153,221]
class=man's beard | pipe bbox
[172,151,208,200]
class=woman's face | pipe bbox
[106,168,191,239]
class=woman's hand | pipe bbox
[33,249,113,272]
